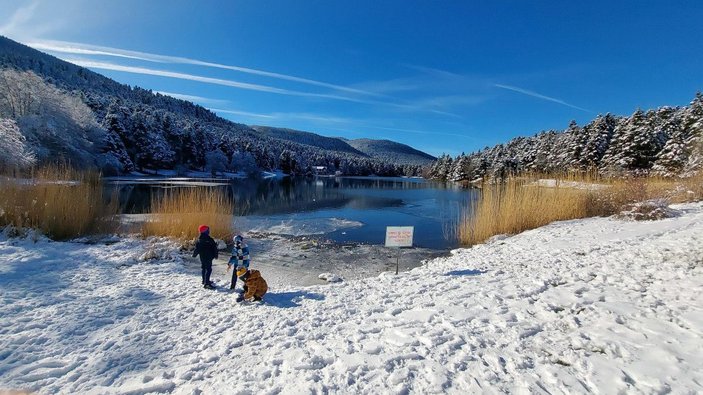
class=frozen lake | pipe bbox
[108,176,477,250]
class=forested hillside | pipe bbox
[251,126,365,156]
[253,127,436,170]
[344,138,436,166]
[0,36,427,176]
[429,95,703,181]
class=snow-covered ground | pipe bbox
[1,203,702,394]
[529,179,610,190]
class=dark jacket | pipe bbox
[192,234,219,264]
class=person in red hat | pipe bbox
[192,224,219,289]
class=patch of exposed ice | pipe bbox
[237,217,363,236]
[106,177,231,187]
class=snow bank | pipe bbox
[1,203,702,393]
[617,199,681,221]
[318,273,343,283]
[530,178,609,190]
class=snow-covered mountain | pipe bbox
[251,126,367,156]
[430,100,703,181]
[251,127,436,167]
[344,138,437,166]
[0,36,430,176]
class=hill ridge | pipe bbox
[0,35,431,176]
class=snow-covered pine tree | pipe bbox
[652,128,687,176]
[579,114,617,169]
[531,131,559,173]
[650,107,684,177]
[438,155,454,180]
[450,155,472,181]
[600,109,664,174]
[682,93,703,175]
[559,120,589,170]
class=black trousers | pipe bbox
[230,270,238,289]
[201,260,213,284]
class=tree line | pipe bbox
[428,94,703,181]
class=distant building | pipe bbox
[312,166,328,175]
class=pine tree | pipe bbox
[580,114,617,169]
[682,92,703,174]
[601,109,663,173]
[450,155,471,181]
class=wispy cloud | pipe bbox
[0,1,67,39]
[64,58,461,115]
[0,1,38,36]
[17,39,478,118]
[67,59,375,102]
[403,64,466,79]
[351,66,491,116]
[213,107,470,139]
[212,109,353,124]
[494,84,591,112]
[210,109,277,119]
[154,91,230,106]
[26,39,380,97]
[366,125,470,139]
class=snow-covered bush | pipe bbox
[616,199,680,221]
[0,118,36,170]
[318,273,343,283]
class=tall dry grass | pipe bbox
[458,172,703,246]
[458,177,591,245]
[141,187,234,240]
[0,164,119,240]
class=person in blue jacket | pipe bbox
[192,224,219,289]
[227,234,250,290]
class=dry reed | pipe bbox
[0,164,119,240]
[458,172,703,246]
[141,187,234,240]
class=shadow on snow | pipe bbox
[444,269,485,276]
[264,291,325,308]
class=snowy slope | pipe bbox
[1,204,702,394]
[251,126,367,156]
[345,138,437,166]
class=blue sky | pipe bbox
[2,1,702,157]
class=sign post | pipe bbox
[385,226,414,274]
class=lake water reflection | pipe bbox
[109,176,477,250]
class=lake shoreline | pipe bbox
[109,175,471,250]
[209,231,451,287]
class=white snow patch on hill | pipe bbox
[0,203,702,393]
